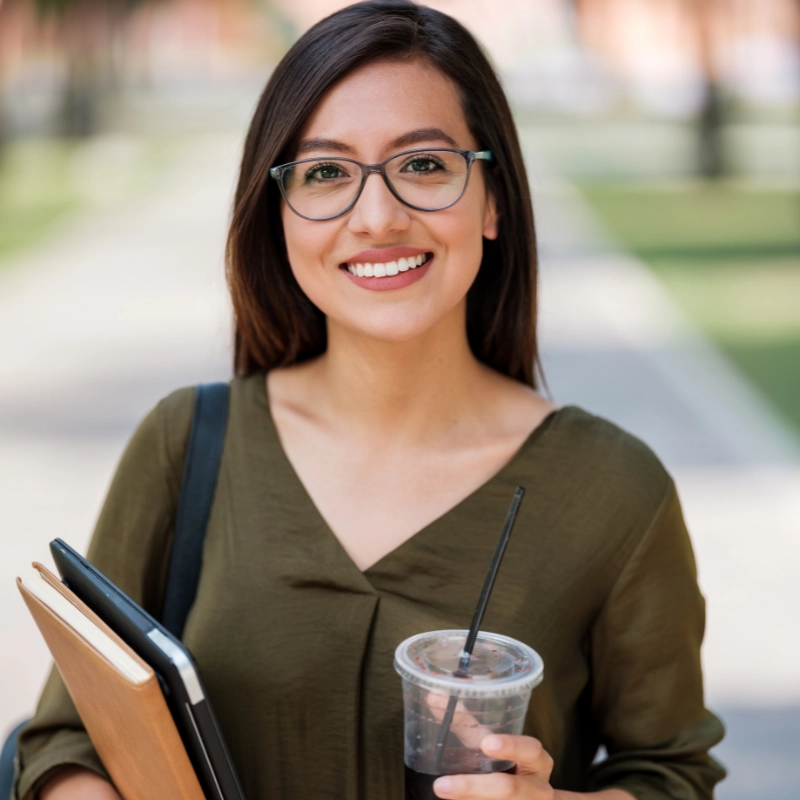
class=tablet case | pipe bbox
[50,537,246,800]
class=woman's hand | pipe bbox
[432,734,554,800]
[432,735,635,800]
[39,766,123,800]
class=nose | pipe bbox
[346,170,410,239]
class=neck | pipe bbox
[312,304,489,443]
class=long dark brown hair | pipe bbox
[227,0,541,387]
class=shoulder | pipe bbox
[547,405,671,496]
[514,405,675,547]
[133,373,266,468]
[131,385,196,469]
[513,406,688,604]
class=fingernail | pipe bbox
[483,735,502,752]
[434,776,452,794]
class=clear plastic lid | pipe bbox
[394,629,544,698]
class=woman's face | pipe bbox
[280,58,498,345]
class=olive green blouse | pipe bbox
[15,373,725,800]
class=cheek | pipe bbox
[281,209,313,265]
[436,198,487,286]
[281,210,337,295]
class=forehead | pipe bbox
[297,59,474,156]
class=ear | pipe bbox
[482,190,499,240]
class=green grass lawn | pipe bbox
[578,182,800,435]
[0,140,83,263]
[0,135,170,268]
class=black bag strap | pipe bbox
[161,382,229,638]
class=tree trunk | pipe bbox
[51,0,120,139]
[60,56,100,138]
[692,0,725,178]
[698,79,724,178]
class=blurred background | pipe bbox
[0,0,798,797]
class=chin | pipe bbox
[319,290,469,346]
[344,320,432,344]
[328,305,443,344]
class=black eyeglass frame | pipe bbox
[269,148,494,221]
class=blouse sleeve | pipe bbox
[13,388,194,800]
[585,479,726,799]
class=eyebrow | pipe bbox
[294,127,460,157]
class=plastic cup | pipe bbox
[394,629,544,800]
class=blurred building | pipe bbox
[269,0,800,115]
[2,0,798,142]
[574,0,800,108]
[0,0,284,140]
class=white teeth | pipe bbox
[345,254,430,278]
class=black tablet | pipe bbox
[50,538,247,800]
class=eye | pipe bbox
[304,162,349,182]
[400,154,446,174]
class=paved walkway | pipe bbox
[0,133,236,732]
[1,128,797,798]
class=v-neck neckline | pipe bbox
[254,373,564,578]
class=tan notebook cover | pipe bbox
[17,563,206,800]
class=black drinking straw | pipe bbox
[432,486,526,772]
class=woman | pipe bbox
[17,2,725,799]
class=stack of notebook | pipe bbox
[17,540,247,800]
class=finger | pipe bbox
[426,692,492,749]
[433,770,520,799]
[481,735,553,779]
[426,691,452,718]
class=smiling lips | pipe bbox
[340,247,433,292]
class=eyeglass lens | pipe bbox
[280,150,470,219]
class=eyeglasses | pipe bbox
[270,148,493,221]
